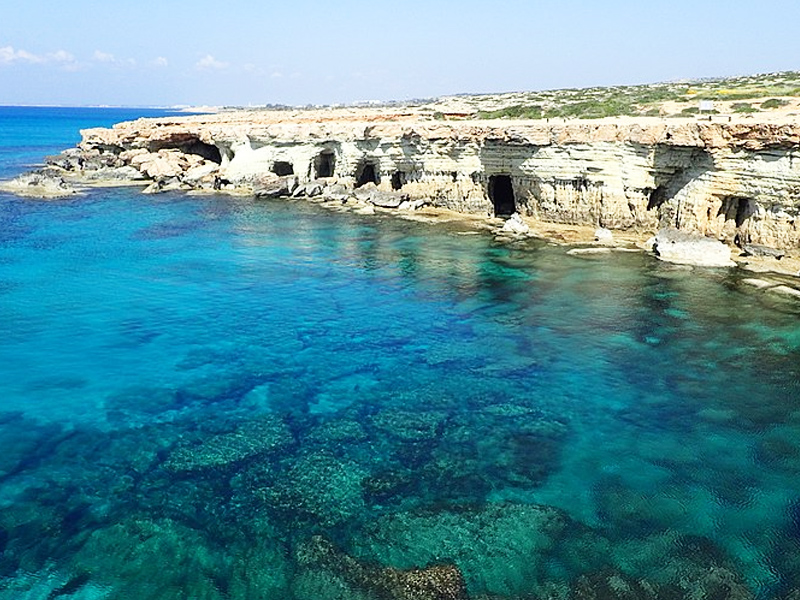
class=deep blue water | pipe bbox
[1,107,800,600]
[0,106,188,179]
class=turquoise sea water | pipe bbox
[1,107,800,599]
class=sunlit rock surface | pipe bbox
[39,110,795,252]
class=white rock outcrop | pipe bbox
[594,228,614,244]
[652,228,736,267]
[501,213,530,235]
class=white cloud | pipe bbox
[92,51,135,68]
[0,45,77,69]
[196,54,229,70]
[153,56,169,67]
[93,50,115,63]
[48,50,76,64]
[0,45,44,64]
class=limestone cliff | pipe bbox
[43,110,800,249]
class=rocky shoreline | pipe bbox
[2,108,800,279]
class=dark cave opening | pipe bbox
[489,174,516,216]
[391,171,406,190]
[356,162,379,188]
[148,138,222,164]
[272,161,294,176]
[315,151,336,178]
[718,196,756,228]
[185,140,222,164]
[646,186,667,211]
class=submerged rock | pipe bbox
[568,247,613,257]
[769,285,800,299]
[265,449,368,527]
[370,409,447,442]
[163,415,293,472]
[570,571,659,600]
[0,568,109,600]
[297,536,469,600]
[651,228,736,267]
[72,519,220,597]
[347,502,587,597]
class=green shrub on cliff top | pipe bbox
[761,98,789,109]
[732,102,757,113]
[545,97,633,119]
[477,104,543,120]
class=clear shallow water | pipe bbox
[1,109,800,599]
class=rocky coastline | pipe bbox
[3,107,800,277]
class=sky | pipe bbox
[1,0,799,107]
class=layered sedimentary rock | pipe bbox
[26,111,800,249]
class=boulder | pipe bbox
[353,183,407,208]
[651,228,736,267]
[369,190,406,208]
[398,199,427,211]
[501,212,530,235]
[47,148,118,172]
[83,165,147,182]
[44,150,85,171]
[253,175,299,198]
[594,227,614,244]
[321,182,350,202]
[293,181,324,198]
[142,177,183,194]
[739,243,786,259]
[140,156,185,179]
[183,162,219,185]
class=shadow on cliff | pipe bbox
[647,146,715,229]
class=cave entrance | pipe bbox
[355,162,379,187]
[315,151,336,178]
[272,161,294,176]
[148,138,222,164]
[185,140,222,164]
[391,171,406,190]
[489,174,516,216]
[646,185,667,211]
[718,196,756,228]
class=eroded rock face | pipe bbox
[8,111,800,250]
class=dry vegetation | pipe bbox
[418,71,800,121]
